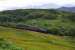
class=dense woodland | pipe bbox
[0,9,75,36]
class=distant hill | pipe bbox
[58,7,75,12]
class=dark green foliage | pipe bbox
[0,38,24,50]
[0,9,75,36]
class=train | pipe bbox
[0,23,51,34]
[16,24,50,33]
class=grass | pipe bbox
[0,38,23,50]
[0,26,75,50]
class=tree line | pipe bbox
[0,9,75,36]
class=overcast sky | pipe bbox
[0,0,75,11]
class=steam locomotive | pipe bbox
[16,24,49,33]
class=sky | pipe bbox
[0,0,75,11]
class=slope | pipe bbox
[0,26,74,50]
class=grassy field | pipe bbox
[0,26,75,50]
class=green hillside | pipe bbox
[0,9,75,36]
[0,26,75,50]
[0,9,75,50]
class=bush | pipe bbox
[0,38,24,50]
